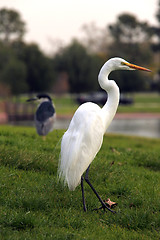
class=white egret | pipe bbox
[27,94,56,136]
[58,57,151,212]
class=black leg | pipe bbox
[81,176,87,212]
[84,165,115,213]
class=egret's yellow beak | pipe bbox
[124,62,151,72]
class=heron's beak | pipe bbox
[26,97,37,102]
[124,62,151,72]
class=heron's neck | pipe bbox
[98,66,120,131]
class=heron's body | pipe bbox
[58,57,150,212]
[35,101,56,136]
[27,94,56,136]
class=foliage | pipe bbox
[15,43,55,92]
[0,8,25,44]
[152,0,160,51]
[0,40,55,95]
[81,22,110,54]
[0,8,56,95]
[53,40,103,93]
[110,70,151,93]
[0,126,160,239]
[0,5,159,95]
[53,13,154,94]
[2,58,27,94]
[0,43,28,94]
[106,13,153,92]
[109,14,152,44]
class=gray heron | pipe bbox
[27,93,56,136]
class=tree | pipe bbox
[109,14,152,44]
[150,0,160,91]
[53,40,103,93]
[2,59,27,94]
[108,13,153,63]
[81,22,110,55]
[0,40,55,94]
[17,43,55,92]
[107,13,153,92]
[0,43,27,94]
[151,0,160,52]
[0,8,25,44]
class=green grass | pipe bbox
[54,93,160,114]
[0,126,160,239]
[54,92,160,114]
[118,93,160,113]
[53,95,78,115]
[4,92,160,116]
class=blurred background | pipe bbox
[0,0,159,138]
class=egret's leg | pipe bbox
[85,165,115,213]
[81,176,87,212]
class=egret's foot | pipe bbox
[92,203,116,213]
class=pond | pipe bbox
[10,117,160,139]
[53,118,160,139]
[107,118,160,138]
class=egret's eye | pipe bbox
[121,62,126,66]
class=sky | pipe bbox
[0,0,158,54]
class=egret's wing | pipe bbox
[58,102,104,191]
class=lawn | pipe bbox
[53,93,160,115]
[50,92,160,115]
[1,93,160,116]
[0,125,160,239]
[118,93,160,113]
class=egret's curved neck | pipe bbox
[98,63,120,131]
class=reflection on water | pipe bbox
[10,118,160,139]
[54,118,160,139]
[107,119,160,138]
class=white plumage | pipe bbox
[59,103,104,190]
[58,57,151,211]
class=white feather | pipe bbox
[59,102,104,190]
[58,57,150,194]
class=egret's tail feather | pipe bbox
[58,128,94,191]
[58,105,104,191]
